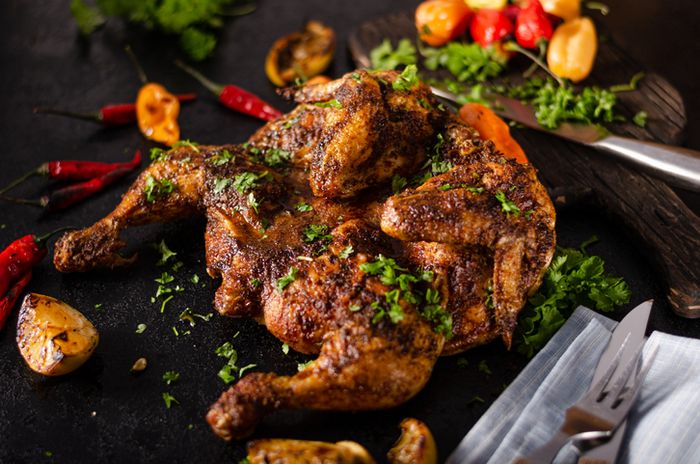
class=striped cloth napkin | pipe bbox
[447,306,700,464]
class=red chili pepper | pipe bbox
[174,60,282,122]
[0,151,141,195]
[515,0,554,49]
[470,9,514,47]
[33,94,197,126]
[3,166,136,212]
[0,272,31,331]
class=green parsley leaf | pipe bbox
[295,202,313,212]
[160,295,174,313]
[209,149,235,166]
[494,191,521,217]
[238,364,256,377]
[478,360,492,375]
[135,323,147,334]
[281,343,290,355]
[456,358,469,368]
[155,240,177,266]
[162,392,179,409]
[172,139,199,151]
[370,38,417,71]
[276,267,298,293]
[421,42,507,82]
[144,175,175,203]
[392,64,420,91]
[314,99,342,109]
[339,245,354,259]
[297,360,313,372]
[264,148,292,168]
[392,175,408,193]
[190,274,200,284]
[70,0,105,35]
[247,192,260,213]
[349,304,362,312]
[609,72,645,93]
[213,177,231,194]
[633,111,648,127]
[180,27,217,61]
[94,303,103,309]
[217,364,237,384]
[250,278,261,288]
[233,171,269,193]
[163,370,180,385]
[302,224,332,243]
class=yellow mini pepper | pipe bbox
[540,0,581,21]
[136,83,181,146]
[547,17,597,83]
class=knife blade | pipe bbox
[577,299,653,464]
[430,86,700,191]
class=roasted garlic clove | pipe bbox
[16,293,99,376]
[387,418,438,464]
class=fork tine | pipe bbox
[611,345,659,417]
[583,333,631,400]
[603,341,646,405]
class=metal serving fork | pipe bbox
[514,339,659,464]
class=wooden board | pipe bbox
[348,11,700,318]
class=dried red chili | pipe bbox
[33,94,196,127]
[0,272,31,331]
[174,60,282,122]
[0,151,141,195]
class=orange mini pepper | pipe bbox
[416,0,473,47]
[136,83,181,146]
[459,102,528,164]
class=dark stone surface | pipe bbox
[1,1,699,463]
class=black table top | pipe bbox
[1,1,699,463]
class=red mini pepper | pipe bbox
[471,9,514,47]
[174,60,283,122]
[33,94,197,127]
[0,272,31,331]
[515,0,554,49]
[0,151,142,195]
[4,166,137,212]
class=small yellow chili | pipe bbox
[136,83,180,146]
[465,0,507,10]
[547,17,597,83]
[540,0,581,21]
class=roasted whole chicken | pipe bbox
[53,69,556,440]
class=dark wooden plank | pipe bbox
[349,11,700,318]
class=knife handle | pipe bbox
[592,135,700,192]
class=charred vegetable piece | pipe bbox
[387,418,438,464]
[459,103,528,163]
[265,21,335,87]
[247,439,376,464]
[17,293,99,376]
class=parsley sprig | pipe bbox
[370,38,417,71]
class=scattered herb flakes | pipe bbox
[43,450,54,458]
[94,303,103,309]
[160,295,174,313]
[209,149,235,166]
[339,245,354,260]
[370,38,417,71]
[190,273,200,284]
[150,147,169,162]
[250,277,261,288]
[70,0,105,35]
[276,267,299,293]
[609,72,644,93]
[163,370,180,385]
[282,117,299,129]
[302,224,332,243]
[281,342,290,355]
[172,326,180,337]
[247,192,260,213]
[421,42,507,83]
[515,242,631,358]
[135,323,147,334]
[213,177,232,194]
[349,304,362,312]
[456,358,469,368]
[295,202,313,212]
[466,395,485,406]
[392,64,419,91]
[391,175,408,193]
[633,111,648,127]
[172,139,199,151]
[171,261,184,272]
[263,148,292,168]
[494,191,521,217]
[351,72,362,82]
[297,360,313,372]
[155,272,174,285]
[313,99,342,109]
[233,171,270,193]
[144,175,175,203]
[478,360,492,375]
[421,288,453,337]
[155,240,177,266]
[162,392,179,409]
[238,364,256,377]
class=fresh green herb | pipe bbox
[456,358,469,368]
[160,295,174,313]
[136,323,147,334]
[217,364,237,384]
[370,38,417,71]
[171,261,184,272]
[421,288,453,337]
[297,360,313,371]
[281,342,289,355]
[162,392,179,409]
[144,175,175,202]
[351,72,362,82]
[302,224,332,243]
[633,111,648,127]
[238,364,256,376]
[466,395,485,405]
[295,202,313,212]
[94,303,103,309]
[163,370,180,385]
[609,72,644,93]
[70,0,105,35]
[155,272,174,285]
[239,458,251,464]
[155,240,177,266]
[349,304,362,312]
[392,175,408,193]
[282,117,299,129]
[421,42,507,82]
[213,177,231,194]
[171,326,180,337]
[494,191,521,217]
[247,192,260,213]
[585,1,610,15]
[209,149,235,166]
[313,99,342,109]
[276,267,298,293]
[339,245,354,259]
[233,171,269,193]
[392,64,420,91]
[190,274,200,284]
[250,277,261,288]
[263,148,292,168]
[478,360,492,375]
[172,139,200,151]
[515,243,631,358]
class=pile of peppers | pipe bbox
[415,0,598,82]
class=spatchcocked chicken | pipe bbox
[53,69,556,441]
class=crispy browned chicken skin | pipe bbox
[53,70,555,440]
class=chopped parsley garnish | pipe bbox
[349,304,362,312]
[160,295,174,313]
[295,202,313,212]
[478,360,492,376]
[150,147,169,162]
[250,278,261,288]
[217,365,237,384]
[281,343,290,355]
[282,117,299,129]
[155,272,174,285]
[456,358,469,368]
[172,139,199,151]
[135,323,147,334]
[392,64,420,91]
[144,175,175,203]
[94,303,103,309]
[155,240,177,266]
[609,71,644,93]
[370,38,417,71]
[297,360,313,371]
[302,224,332,244]
[392,175,408,193]
[209,149,235,166]
[633,111,648,127]
[162,392,179,409]
[233,171,270,193]
[190,274,200,284]
[417,133,453,183]
[351,72,362,82]
[421,42,507,82]
[213,177,231,194]
[314,99,342,109]
[515,242,631,358]
[163,370,180,385]
[276,267,298,293]
[263,148,292,168]
[238,364,256,377]
[339,245,354,259]
[494,191,521,217]
[247,192,260,213]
